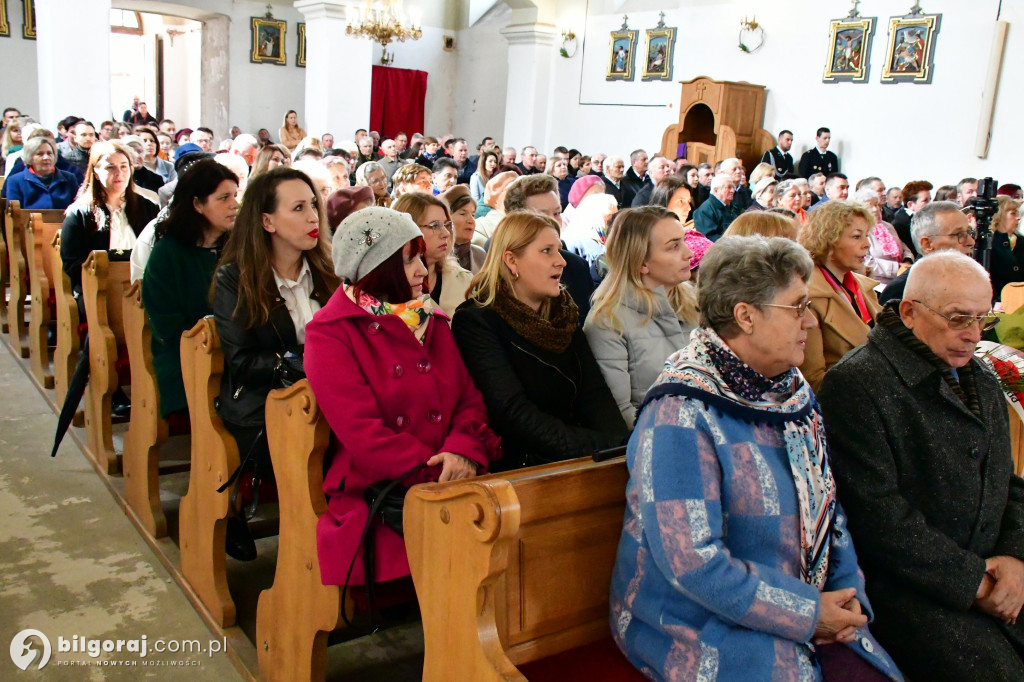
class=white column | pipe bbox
[501,23,557,152]
[36,0,112,127]
[294,0,373,141]
[200,15,230,138]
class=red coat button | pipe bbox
[427,410,442,424]
[416,359,431,374]
[392,364,404,377]
[367,321,382,334]
[396,415,407,428]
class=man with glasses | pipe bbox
[880,201,975,304]
[818,250,1024,681]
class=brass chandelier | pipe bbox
[345,0,423,49]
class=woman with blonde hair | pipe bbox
[797,200,880,390]
[452,211,628,470]
[249,143,291,181]
[724,210,799,240]
[1,118,23,163]
[990,194,1024,301]
[391,191,473,315]
[851,187,913,286]
[278,110,306,153]
[747,161,776,187]
[584,206,695,425]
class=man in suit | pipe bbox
[590,153,606,176]
[517,146,540,175]
[798,126,840,178]
[819,251,1024,682]
[720,157,751,211]
[808,173,850,211]
[621,149,650,201]
[602,156,633,208]
[694,163,713,207]
[891,180,934,258]
[883,187,903,224]
[692,173,738,242]
[760,129,794,179]
[631,156,673,207]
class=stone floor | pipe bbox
[0,339,424,680]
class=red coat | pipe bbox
[305,290,500,586]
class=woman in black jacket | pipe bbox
[452,211,628,471]
[60,139,159,296]
[212,167,340,460]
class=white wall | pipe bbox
[544,0,1021,188]
[453,1,510,147]
[2,18,40,121]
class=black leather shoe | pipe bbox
[111,388,131,420]
[225,516,257,562]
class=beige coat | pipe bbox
[800,267,881,391]
[435,264,474,322]
[278,125,306,152]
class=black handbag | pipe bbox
[341,462,428,631]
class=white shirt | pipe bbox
[107,205,138,252]
[273,259,320,345]
[130,218,161,283]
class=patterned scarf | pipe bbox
[354,289,436,344]
[872,222,902,260]
[876,302,982,418]
[655,328,837,587]
[490,281,578,353]
[819,265,873,325]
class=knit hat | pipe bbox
[568,174,604,209]
[752,176,777,200]
[326,186,374,230]
[440,184,473,212]
[685,229,713,270]
[332,206,423,282]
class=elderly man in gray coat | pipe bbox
[818,251,1024,681]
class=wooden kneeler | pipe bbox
[178,317,238,627]
[122,282,171,538]
[256,380,346,682]
[26,212,65,388]
[81,251,130,475]
[51,233,83,426]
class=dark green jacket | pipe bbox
[692,195,739,242]
[141,235,220,417]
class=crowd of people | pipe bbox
[3,101,1024,680]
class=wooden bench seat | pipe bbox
[179,316,239,627]
[50,232,83,426]
[26,211,66,388]
[80,250,130,475]
[1,192,8,333]
[5,200,31,357]
[405,456,637,682]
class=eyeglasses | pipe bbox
[938,228,977,244]
[911,300,1000,331]
[420,220,453,233]
[761,300,812,317]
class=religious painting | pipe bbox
[250,16,286,65]
[21,0,34,40]
[881,13,940,84]
[641,26,676,81]
[822,16,874,83]
[606,28,637,81]
[296,22,306,68]
[0,0,10,38]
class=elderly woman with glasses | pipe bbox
[797,200,881,391]
[611,234,903,682]
[391,191,474,316]
[355,160,391,208]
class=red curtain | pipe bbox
[370,66,428,139]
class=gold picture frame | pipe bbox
[0,0,9,38]
[296,22,306,67]
[250,16,286,65]
[606,28,638,81]
[823,17,874,83]
[641,26,676,82]
[22,0,34,40]
[881,14,940,84]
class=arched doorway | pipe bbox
[679,103,717,164]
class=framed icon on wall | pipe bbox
[22,0,34,40]
[641,19,676,82]
[823,16,875,83]
[296,22,306,67]
[881,13,940,84]
[251,16,286,65]
[606,26,637,81]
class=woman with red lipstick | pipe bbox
[304,206,499,591]
[211,167,339,559]
[797,200,881,391]
[391,191,474,317]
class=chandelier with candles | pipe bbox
[345,0,423,49]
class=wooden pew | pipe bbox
[81,250,130,475]
[1,191,7,333]
[26,211,66,388]
[51,232,82,423]
[5,200,30,357]
[122,281,171,538]
[178,316,238,627]
[405,457,631,682]
[256,380,345,682]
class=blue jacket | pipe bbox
[2,155,83,198]
[610,329,903,681]
[4,169,80,210]
[692,194,739,241]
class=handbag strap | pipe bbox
[340,461,428,631]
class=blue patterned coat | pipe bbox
[609,334,902,681]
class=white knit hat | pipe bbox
[331,206,422,282]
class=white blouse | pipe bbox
[273,259,321,345]
[107,206,138,252]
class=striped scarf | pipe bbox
[654,328,837,587]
